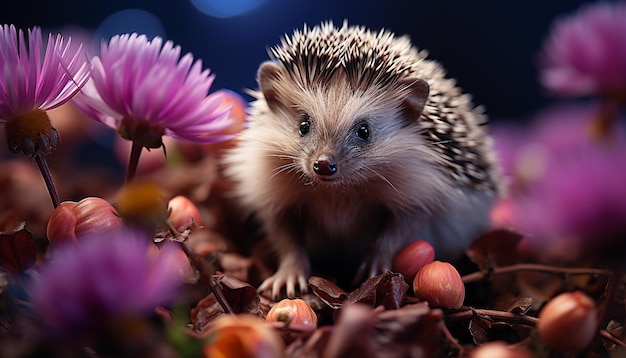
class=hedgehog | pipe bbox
[223,21,501,298]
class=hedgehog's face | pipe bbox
[257,61,430,188]
[294,110,372,185]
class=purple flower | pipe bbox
[539,2,626,98]
[73,33,232,149]
[0,24,90,155]
[29,230,182,339]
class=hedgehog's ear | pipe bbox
[258,61,296,115]
[399,78,429,119]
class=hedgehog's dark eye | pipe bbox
[299,115,311,137]
[356,122,370,141]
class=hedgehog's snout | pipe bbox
[313,154,337,176]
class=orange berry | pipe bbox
[412,260,465,309]
[537,291,597,352]
[266,298,317,328]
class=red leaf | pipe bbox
[0,223,37,274]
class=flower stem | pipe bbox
[125,141,143,184]
[166,222,234,315]
[34,153,60,208]
[179,240,235,315]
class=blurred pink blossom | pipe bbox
[490,102,626,258]
[29,230,182,340]
[539,2,626,98]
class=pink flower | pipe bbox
[491,103,626,260]
[517,144,626,254]
[539,2,626,98]
[0,24,89,155]
[29,230,183,339]
[491,103,606,192]
[73,33,233,149]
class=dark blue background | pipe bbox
[2,0,606,120]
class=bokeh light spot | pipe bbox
[190,0,266,18]
[93,9,166,47]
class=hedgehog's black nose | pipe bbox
[313,155,337,176]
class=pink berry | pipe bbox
[392,239,435,283]
[46,197,122,245]
[167,195,202,230]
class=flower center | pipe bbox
[119,117,165,149]
[4,109,59,156]
[115,180,169,230]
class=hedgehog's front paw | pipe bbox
[258,255,310,300]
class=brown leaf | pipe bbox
[285,326,333,358]
[308,276,348,309]
[190,273,261,332]
[0,223,37,274]
[322,304,378,358]
[469,316,490,345]
[465,228,524,270]
[286,302,442,358]
[507,296,534,315]
[375,303,442,357]
[346,271,408,310]
[469,313,523,345]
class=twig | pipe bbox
[597,268,622,329]
[167,223,234,315]
[180,240,235,315]
[599,329,626,348]
[462,263,611,284]
[440,320,464,356]
[444,307,539,326]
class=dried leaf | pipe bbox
[469,317,490,345]
[469,314,523,345]
[466,229,523,270]
[507,296,534,315]
[286,302,441,358]
[285,326,333,358]
[190,273,261,332]
[375,303,442,357]
[322,304,377,358]
[0,223,37,274]
[347,271,408,310]
[308,276,348,309]
[602,319,625,353]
